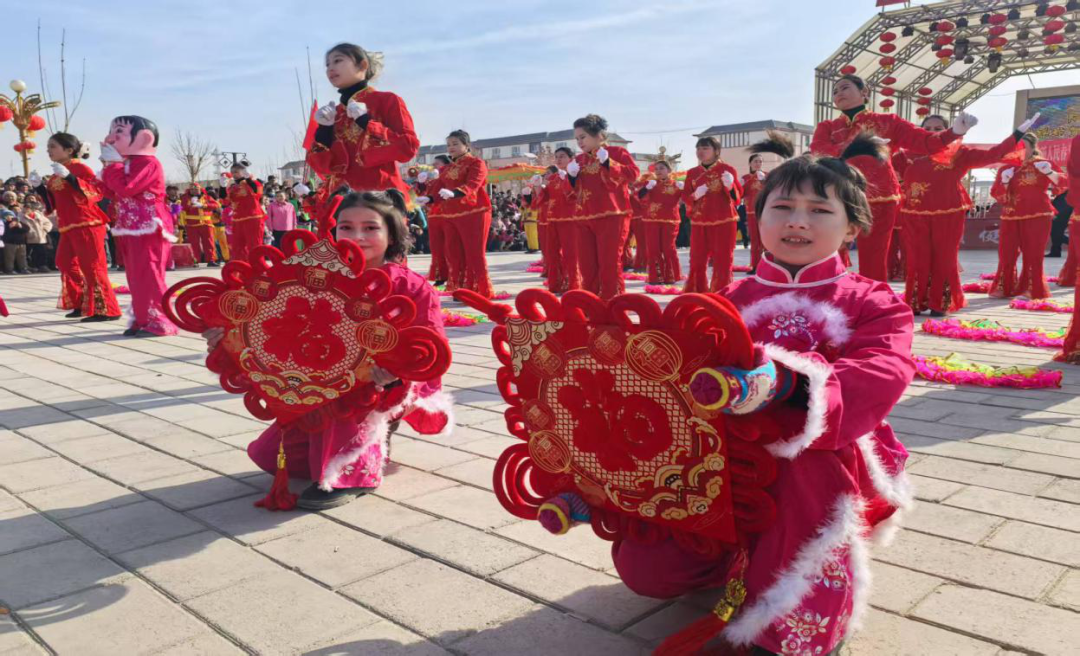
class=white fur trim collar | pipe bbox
[761,344,833,459]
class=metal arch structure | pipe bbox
[815,0,1080,124]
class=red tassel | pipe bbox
[254,441,298,511]
[654,552,749,656]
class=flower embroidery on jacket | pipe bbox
[906,181,929,204]
[815,555,849,591]
[768,312,818,350]
[776,609,831,656]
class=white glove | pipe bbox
[294,183,311,196]
[558,169,567,179]
[756,170,766,181]
[676,181,685,190]
[417,171,430,184]
[567,161,581,177]
[693,184,708,199]
[415,196,431,205]
[870,136,891,146]
[646,180,657,190]
[1001,167,1015,184]
[51,163,70,178]
[99,143,123,163]
[314,102,338,127]
[523,187,532,195]
[951,111,978,135]
[721,172,735,188]
[219,175,230,187]
[596,147,609,164]
[1035,161,1053,174]
[530,174,543,186]
[1017,112,1041,134]
[191,199,203,208]
[438,188,455,200]
[429,168,439,180]
[346,100,367,120]
[28,171,42,187]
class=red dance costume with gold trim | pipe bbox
[683,160,742,293]
[422,153,494,298]
[639,178,684,284]
[741,172,766,270]
[539,171,578,293]
[180,185,221,265]
[226,179,267,262]
[1056,134,1080,363]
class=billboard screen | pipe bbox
[1025,93,1080,168]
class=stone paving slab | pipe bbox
[1,248,1077,654]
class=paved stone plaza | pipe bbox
[0,247,1077,655]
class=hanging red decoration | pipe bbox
[989,13,1008,25]
[13,141,36,153]
[917,97,933,105]
[989,36,1009,51]
[936,35,955,46]
[880,31,897,42]
[0,107,12,124]
[881,75,897,85]
[28,115,45,131]
[937,48,954,62]
[880,42,897,54]
[989,25,1008,36]
[840,64,857,75]
[918,87,933,95]
[881,87,896,96]
[880,56,896,70]
[1047,5,1067,18]
[1044,19,1066,33]
[879,99,895,109]
[937,20,955,32]
[1045,33,1065,49]
[916,107,931,116]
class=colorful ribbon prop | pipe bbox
[914,353,1062,389]
[644,284,682,295]
[439,290,511,300]
[623,272,649,282]
[441,309,490,327]
[1009,298,1073,313]
[961,282,991,294]
[979,273,1060,283]
[922,318,1066,349]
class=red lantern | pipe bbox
[881,75,897,85]
[880,43,897,54]
[880,56,896,70]
[880,31,897,42]
[1045,33,1065,49]
[916,107,931,116]
[937,48,954,62]
[989,13,1007,25]
[937,20,955,32]
[0,107,12,123]
[1047,5,1067,18]
[1045,19,1066,33]
[840,64,857,75]
[880,99,895,109]
[881,87,896,96]
[936,35,955,46]
[989,25,1008,36]
[28,115,45,131]
[13,141,36,153]
[917,97,932,105]
[990,36,1009,51]
[918,87,933,96]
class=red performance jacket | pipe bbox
[422,153,490,220]
[991,157,1066,221]
[640,179,683,224]
[741,172,766,218]
[43,161,109,233]
[538,172,574,224]
[895,133,1020,217]
[811,108,960,204]
[180,184,220,226]
[683,160,742,225]
[227,178,266,223]
[569,146,639,221]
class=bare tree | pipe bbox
[36,21,87,133]
[171,129,217,183]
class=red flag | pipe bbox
[302,100,319,151]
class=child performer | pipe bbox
[567,114,639,299]
[180,183,221,268]
[988,132,1066,300]
[811,74,978,281]
[204,190,451,509]
[31,132,121,321]
[99,116,178,337]
[1055,133,1080,363]
[223,163,266,262]
[897,114,1035,315]
[683,136,742,293]
[308,43,419,196]
[545,148,579,293]
[416,131,493,298]
[743,131,796,272]
[546,136,915,655]
[637,160,684,284]
[523,172,549,276]
[417,155,451,285]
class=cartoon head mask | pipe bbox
[105,115,160,157]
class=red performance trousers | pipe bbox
[903,211,966,314]
[187,224,217,263]
[57,225,121,317]
[629,218,646,271]
[444,211,493,298]
[578,215,629,300]
[427,216,449,283]
[684,221,737,293]
[1057,220,1080,287]
[643,221,680,284]
[747,211,764,271]
[55,233,83,311]
[542,223,568,293]
[990,217,1052,300]
[888,220,906,282]
[230,218,264,262]
[554,221,581,292]
[856,200,899,282]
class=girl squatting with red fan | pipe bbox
[540,136,915,656]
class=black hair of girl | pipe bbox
[434,155,451,166]
[748,153,762,166]
[753,133,881,235]
[334,189,413,263]
[920,114,948,128]
[554,146,574,158]
[113,116,160,147]
[326,43,383,81]
[447,130,471,149]
[654,160,672,172]
[837,73,867,92]
[546,165,559,174]
[1022,131,1041,155]
[695,136,721,152]
[572,114,608,138]
[49,132,88,160]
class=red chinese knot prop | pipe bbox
[163,229,451,432]
[454,288,779,557]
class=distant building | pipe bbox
[694,120,814,176]
[279,160,306,184]
[408,128,632,171]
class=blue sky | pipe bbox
[3,0,1076,180]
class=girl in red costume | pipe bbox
[523,169,552,280]
[416,154,451,285]
[207,190,451,510]
[32,132,121,322]
[744,132,797,272]
[811,74,978,282]
[1054,134,1080,363]
[180,183,222,268]
[896,114,1035,315]
[416,130,493,298]
[637,160,684,284]
[988,132,1066,300]
[567,114,639,300]
[683,136,742,292]
[223,162,266,262]
[540,148,578,293]
[308,43,419,197]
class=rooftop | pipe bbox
[417,128,629,156]
[695,120,815,137]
